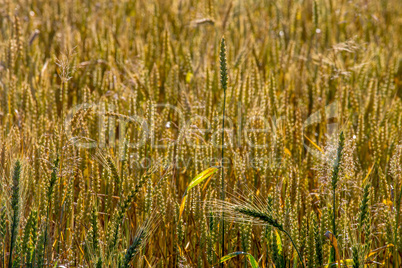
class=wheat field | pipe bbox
[0,0,401,267]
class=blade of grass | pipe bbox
[218,251,258,268]
[179,167,219,219]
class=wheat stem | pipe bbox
[331,131,344,262]
[219,36,228,264]
[283,229,306,268]
[43,158,59,265]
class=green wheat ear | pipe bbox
[359,183,370,230]
[123,227,146,267]
[209,187,306,268]
[313,214,323,267]
[234,207,284,231]
[239,207,304,268]
[122,215,159,268]
[220,37,228,92]
[47,158,59,198]
[312,0,319,30]
[9,160,22,268]
[331,131,345,191]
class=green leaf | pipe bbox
[246,254,259,268]
[274,229,282,255]
[179,167,219,218]
[219,252,258,268]
[325,231,340,267]
[187,167,219,191]
[179,195,187,219]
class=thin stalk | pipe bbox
[283,229,306,268]
[394,184,402,268]
[331,186,337,264]
[331,132,344,262]
[221,87,226,261]
[43,200,51,265]
[219,37,228,266]
[43,158,59,264]
[332,187,336,236]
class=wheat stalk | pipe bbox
[219,36,228,264]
